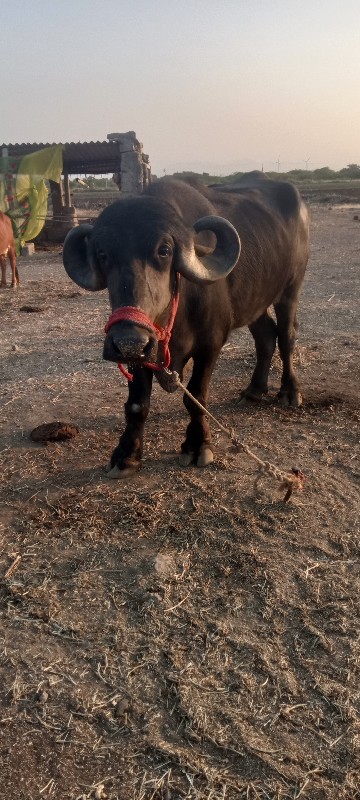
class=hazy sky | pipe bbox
[2,0,359,175]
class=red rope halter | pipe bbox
[104,274,180,381]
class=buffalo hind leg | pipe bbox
[274,291,302,408]
[106,367,153,478]
[240,312,277,405]
[0,256,6,288]
[180,348,220,468]
[9,246,19,288]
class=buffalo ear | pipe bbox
[194,243,214,258]
[63,224,107,291]
[178,215,241,284]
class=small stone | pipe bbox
[114,698,130,717]
[36,689,49,703]
[154,553,175,578]
[21,243,35,256]
[11,344,19,351]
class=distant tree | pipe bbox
[222,172,245,184]
[286,169,310,181]
[311,167,337,180]
[338,164,360,179]
[172,171,224,184]
[90,165,360,189]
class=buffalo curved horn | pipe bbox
[62,224,107,292]
[178,215,241,284]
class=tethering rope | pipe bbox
[171,371,306,503]
[106,292,306,501]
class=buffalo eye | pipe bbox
[96,248,108,267]
[157,243,173,259]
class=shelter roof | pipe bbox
[0,140,122,175]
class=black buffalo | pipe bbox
[63,173,309,477]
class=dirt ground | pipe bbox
[0,201,359,799]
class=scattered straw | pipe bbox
[4,554,22,579]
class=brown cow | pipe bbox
[0,211,19,288]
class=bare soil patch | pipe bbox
[0,203,359,799]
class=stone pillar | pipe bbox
[107,131,151,195]
[142,153,151,189]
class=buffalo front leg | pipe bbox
[106,367,153,479]
[274,292,302,408]
[240,312,278,405]
[180,348,220,468]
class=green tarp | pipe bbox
[0,144,63,250]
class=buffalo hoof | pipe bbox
[179,445,214,468]
[196,444,214,467]
[239,395,257,409]
[105,460,141,479]
[239,385,267,407]
[277,389,303,408]
[179,451,194,467]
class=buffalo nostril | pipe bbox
[112,336,124,352]
[143,338,157,360]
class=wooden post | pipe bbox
[49,179,64,217]
[63,170,71,207]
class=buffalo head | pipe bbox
[63,196,240,366]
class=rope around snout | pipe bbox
[104,275,181,382]
[172,371,306,503]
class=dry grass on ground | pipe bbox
[0,204,359,799]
